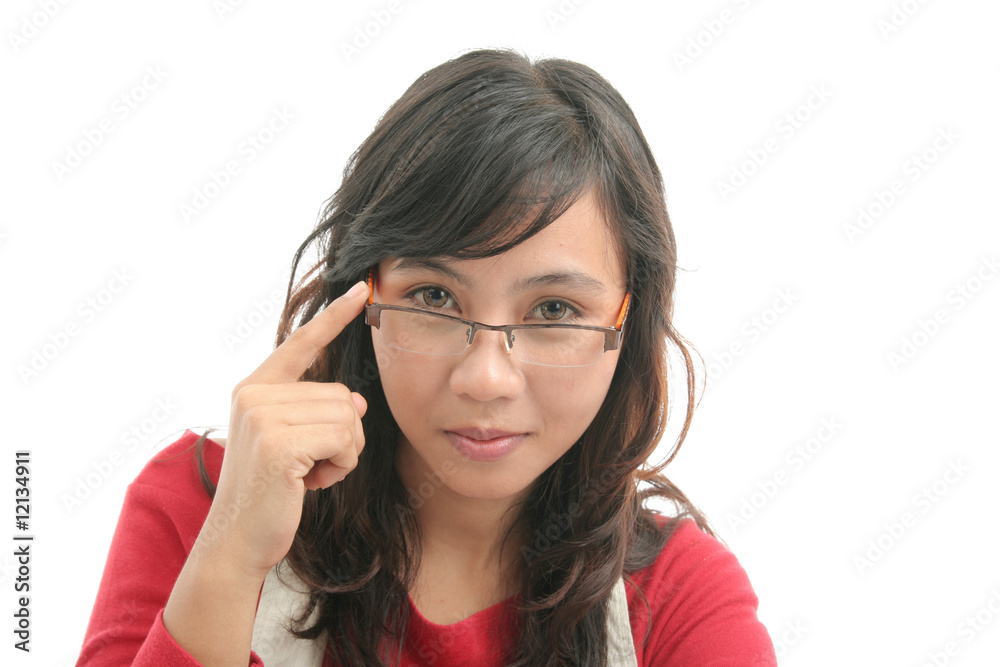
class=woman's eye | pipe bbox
[534,301,576,321]
[413,287,453,308]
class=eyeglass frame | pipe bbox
[363,267,632,361]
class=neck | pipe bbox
[395,439,531,587]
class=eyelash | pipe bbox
[403,286,582,322]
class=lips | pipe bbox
[448,427,524,441]
[445,427,527,462]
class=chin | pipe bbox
[443,468,538,503]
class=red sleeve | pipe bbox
[75,430,264,667]
[627,518,776,666]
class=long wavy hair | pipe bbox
[184,48,712,666]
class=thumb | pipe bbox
[351,392,368,417]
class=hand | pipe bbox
[197,281,370,580]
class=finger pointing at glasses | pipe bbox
[198,280,370,581]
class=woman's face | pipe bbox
[371,190,628,503]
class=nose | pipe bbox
[449,329,526,402]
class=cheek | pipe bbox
[372,335,409,413]
[371,332,396,378]
[543,360,619,432]
[372,331,421,385]
[372,335,444,418]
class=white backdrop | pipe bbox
[3,0,998,665]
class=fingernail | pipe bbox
[346,281,367,298]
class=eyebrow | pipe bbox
[390,258,609,296]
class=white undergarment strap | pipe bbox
[607,575,640,666]
[250,559,326,666]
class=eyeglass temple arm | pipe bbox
[615,292,631,329]
[601,292,631,352]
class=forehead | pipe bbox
[383,190,626,291]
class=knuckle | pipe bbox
[330,400,355,422]
[339,447,359,471]
[289,328,322,358]
[331,422,353,442]
[243,403,273,431]
[325,382,352,400]
[232,383,261,409]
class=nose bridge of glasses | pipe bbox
[467,321,515,353]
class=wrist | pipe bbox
[189,529,274,585]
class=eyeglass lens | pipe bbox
[377,309,606,367]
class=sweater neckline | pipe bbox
[405,590,520,630]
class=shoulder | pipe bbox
[122,429,226,548]
[134,429,225,494]
[75,431,230,665]
[626,516,748,611]
[624,516,776,665]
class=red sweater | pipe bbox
[76,430,776,666]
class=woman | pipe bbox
[77,48,776,666]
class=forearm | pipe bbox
[162,539,266,667]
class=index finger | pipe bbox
[247,280,370,385]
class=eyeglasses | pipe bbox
[363,268,631,368]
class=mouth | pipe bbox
[448,427,524,441]
[445,427,527,462]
